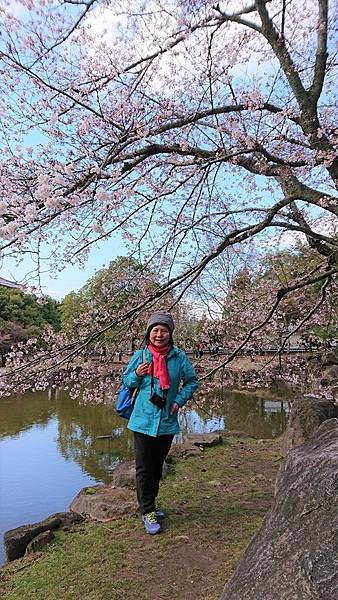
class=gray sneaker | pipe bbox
[142,511,161,535]
[155,507,166,519]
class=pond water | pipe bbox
[0,388,290,565]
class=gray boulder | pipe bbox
[25,530,55,555]
[168,432,223,460]
[112,460,168,488]
[187,432,223,447]
[281,396,338,455]
[69,484,138,520]
[221,418,338,600]
[168,442,202,460]
[112,461,137,487]
[4,511,83,562]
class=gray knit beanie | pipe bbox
[146,311,175,335]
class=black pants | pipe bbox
[134,432,174,515]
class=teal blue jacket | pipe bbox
[123,346,198,437]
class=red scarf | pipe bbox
[147,343,171,390]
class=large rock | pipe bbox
[168,432,223,460]
[25,530,55,555]
[112,460,168,488]
[4,511,83,562]
[186,432,223,447]
[320,365,338,388]
[221,418,338,600]
[69,485,138,520]
[281,396,338,455]
[168,442,202,460]
[112,461,137,487]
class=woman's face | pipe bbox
[149,325,171,347]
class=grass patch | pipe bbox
[1,437,282,600]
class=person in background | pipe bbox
[197,341,205,358]
[122,310,199,535]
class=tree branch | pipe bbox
[199,265,337,381]
[308,0,328,103]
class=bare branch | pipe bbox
[31,0,97,66]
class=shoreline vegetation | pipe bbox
[0,433,283,600]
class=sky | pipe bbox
[1,234,128,300]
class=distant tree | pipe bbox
[258,245,338,345]
[59,291,84,337]
[60,256,164,348]
[0,286,60,330]
[172,304,206,350]
[0,286,61,362]
[230,268,253,294]
[204,244,338,359]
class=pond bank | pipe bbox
[0,433,283,600]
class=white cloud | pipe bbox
[269,214,337,250]
[80,0,277,97]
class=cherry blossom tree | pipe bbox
[202,244,338,389]
[60,256,162,343]
[0,0,337,396]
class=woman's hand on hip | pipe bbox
[136,362,149,377]
[170,402,180,415]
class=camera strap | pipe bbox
[150,358,168,399]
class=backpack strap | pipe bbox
[135,349,147,392]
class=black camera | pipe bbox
[149,393,166,409]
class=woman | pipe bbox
[122,310,198,535]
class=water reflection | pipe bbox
[0,389,290,482]
[0,389,135,484]
[205,390,290,439]
[178,409,225,438]
[0,392,54,438]
[53,390,135,482]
